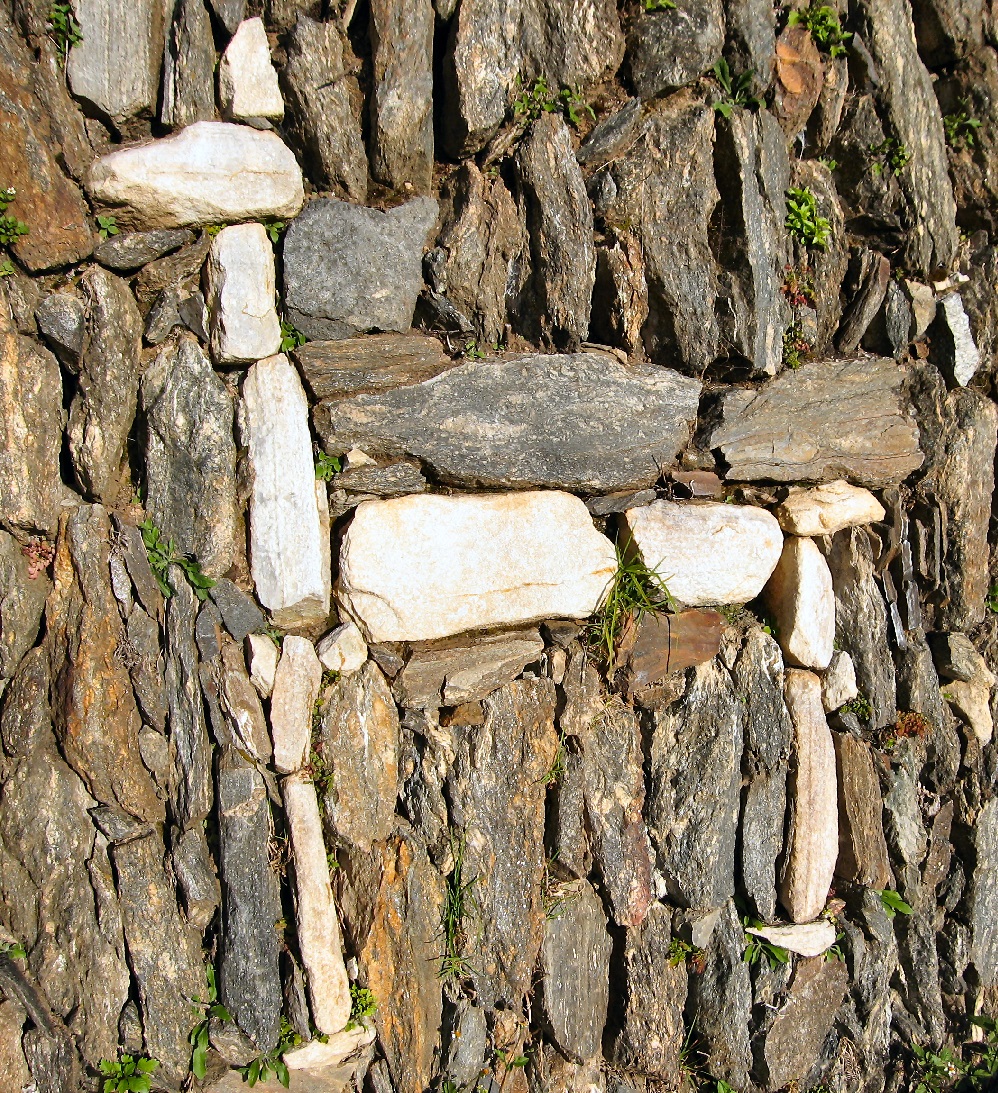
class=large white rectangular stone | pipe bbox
[241,355,330,628]
[205,223,282,364]
[337,491,616,643]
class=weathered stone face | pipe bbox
[218,18,284,126]
[776,480,886,536]
[763,536,836,670]
[204,223,282,364]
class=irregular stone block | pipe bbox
[160,0,216,129]
[35,291,86,369]
[95,228,194,272]
[821,649,858,711]
[711,356,923,486]
[282,197,437,340]
[779,670,838,923]
[776,480,886,537]
[316,351,701,493]
[270,636,322,774]
[211,579,265,643]
[219,18,284,126]
[746,920,837,957]
[337,491,616,643]
[626,609,724,694]
[87,122,305,229]
[623,500,783,607]
[283,773,351,1035]
[0,531,50,683]
[217,642,272,762]
[293,334,451,401]
[763,537,835,670]
[833,732,891,890]
[205,223,282,364]
[245,633,279,697]
[943,678,994,744]
[626,0,724,96]
[241,355,330,628]
[284,1024,375,1070]
[316,622,367,674]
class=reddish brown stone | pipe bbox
[627,609,724,694]
[772,25,824,139]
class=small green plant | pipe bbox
[716,1081,738,1093]
[314,451,342,481]
[99,1054,159,1093]
[261,625,285,650]
[868,137,910,177]
[0,189,29,248]
[644,0,677,9]
[782,264,816,308]
[541,728,567,787]
[0,259,14,277]
[511,76,595,129]
[666,938,694,966]
[591,540,676,672]
[787,4,851,56]
[279,318,306,353]
[345,984,377,1031]
[463,340,486,360]
[824,932,845,962]
[944,106,982,150]
[438,830,475,981]
[712,59,762,118]
[204,224,223,237]
[840,692,873,721]
[238,1016,301,1088]
[987,581,998,613]
[0,940,26,959]
[47,0,83,60]
[742,917,790,970]
[190,965,232,1080]
[97,215,119,240]
[878,889,913,919]
[138,517,216,601]
[911,1042,965,1093]
[818,156,839,171]
[785,187,831,249]
[264,220,285,244]
[495,1046,531,1072]
[783,319,812,369]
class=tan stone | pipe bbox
[775,480,886,537]
[283,1024,374,1070]
[821,650,858,711]
[745,920,837,957]
[270,636,322,774]
[245,633,279,697]
[219,18,284,126]
[833,732,892,889]
[316,622,367,675]
[763,537,835,670]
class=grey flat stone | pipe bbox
[94,229,194,271]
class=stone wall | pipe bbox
[1,0,997,1092]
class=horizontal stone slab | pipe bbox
[291,334,453,401]
[315,351,702,492]
[337,492,616,642]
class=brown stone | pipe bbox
[772,25,824,138]
[626,609,724,695]
[833,732,892,890]
[291,334,452,402]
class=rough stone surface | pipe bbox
[627,0,724,98]
[216,642,272,762]
[87,122,305,229]
[711,356,924,486]
[241,355,330,628]
[746,920,837,958]
[95,228,194,272]
[625,610,724,695]
[316,622,367,675]
[270,636,321,774]
[780,671,838,923]
[160,0,216,129]
[623,501,783,607]
[142,333,238,578]
[211,580,265,643]
[337,492,615,643]
[283,197,438,341]
[35,291,86,369]
[822,649,858,711]
[317,350,700,492]
[833,732,892,889]
[68,267,143,504]
[776,480,887,537]
[0,531,50,682]
[293,334,451,402]
[219,18,284,126]
[763,537,836,670]
[283,773,351,1036]
[205,223,281,365]
[245,633,279,697]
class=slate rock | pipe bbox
[576,97,643,172]
[0,530,50,682]
[206,0,244,33]
[281,16,368,202]
[771,24,824,139]
[711,356,923,486]
[160,0,216,129]
[142,333,239,578]
[171,823,221,931]
[833,733,892,889]
[34,291,86,369]
[219,18,284,126]
[514,114,595,349]
[87,122,305,229]
[0,12,94,272]
[540,880,611,1063]
[625,609,724,695]
[837,251,891,355]
[626,0,724,97]
[283,197,438,341]
[316,351,701,492]
[67,267,144,504]
[216,641,272,762]
[590,227,649,357]
[292,334,451,401]
[218,748,283,1050]
[210,579,265,643]
[648,660,742,909]
[94,229,194,272]
[333,462,427,500]
[965,797,998,983]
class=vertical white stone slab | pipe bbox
[270,636,321,774]
[763,537,835,670]
[205,223,282,364]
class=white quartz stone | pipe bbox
[205,223,282,364]
[337,491,616,643]
[763,537,836,670]
[775,480,886,537]
[87,121,304,229]
[245,632,279,697]
[270,636,322,774]
[821,649,858,712]
[943,679,994,744]
[941,292,981,387]
[779,670,838,924]
[316,622,368,675]
[283,773,352,1035]
[283,1024,375,1070]
[745,919,837,958]
[621,500,783,607]
[242,355,330,628]
[218,18,285,127]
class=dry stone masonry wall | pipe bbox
[1,1,998,1093]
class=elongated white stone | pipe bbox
[746,919,837,957]
[241,355,330,628]
[622,500,783,606]
[780,670,838,924]
[283,773,351,1036]
[87,122,304,229]
[205,223,282,364]
[245,633,279,697]
[219,18,285,127]
[775,480,886,537]
[270,636,322,774]
[283,1023,375,1070]
[337,492,616,643]
[764,537,835,670]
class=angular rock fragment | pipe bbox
[821,649,858,711]
[219,18,284,126]
[160,0,216,129]
[241,355,330,628]
[217,642,272,762]
[283,773,352,1035]
[95,228,194,272]
[746,920,837,958]
[711,356,923,486]
[270,636,321,774]
[626,0,724,96]
[833,732,891,889]
[622,501,783,607]
[763,537,835,670]
[35,291,86,369]
[87,122,305,229]
[0,531,50,683]
[623,610,724,693]
[775,480,886,536]
[316,351,701,492]
[293,334,452,401]
[337,492,615,642]
[779,671,837,923]
[210,579,265,643]
[316,622,367,675]
[837,251,891,355]
[245,633,279,697]
[205,223,281,364]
